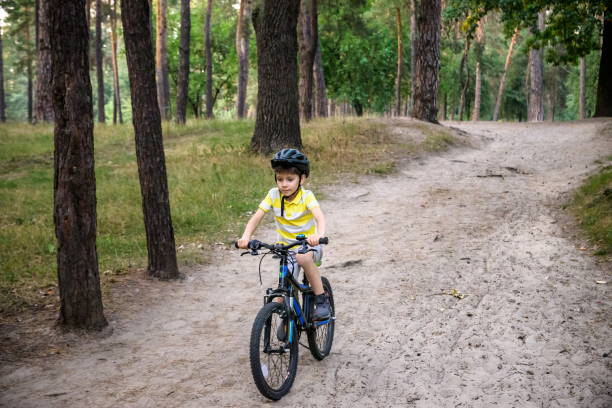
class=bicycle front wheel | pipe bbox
[307,276,335,360]
[249,302,298,400]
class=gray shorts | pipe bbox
[287,245,323,279]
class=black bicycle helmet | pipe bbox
[270,148,310,176]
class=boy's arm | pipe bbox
[237,209,266,249]
[308,206,326,246]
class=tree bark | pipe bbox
[395,7,403,116]
[0,28,6,122]
[155,0,170,120]
[440,92,446,121]
[35,0,54,122]
[493,28,518,121]
[204,0,213,118]
[546,65,558,121]
[251,0,301,154]
[471,18,485,121]
[96,0,105,123]
[458,38,470,121]
[110,0,123,124]
[175,0,190,124]
[409,0,416,114]
[49,0,107,330]
[121,0,179,279]
[298,0,317,122]
[528,12,545,122]
[27,59,33,123]
[578,56,586,119]
[313,36,327,117]
[86,0,91,26]
[235,0,252,119]
[594,9,611,117]
[411,0,440,123]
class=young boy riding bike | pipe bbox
[236,148,331,321]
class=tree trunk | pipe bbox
[96,0,105,123]
[313,36,327,117]
[578,56,586,119]
[458,38,470,121]
[110,0,123,124]
[594,9,611,117]
[235,0,252,119]
[409,0,416,114]
[471,18,485,121]
[440,92,446,121]
[86,0,91,26]
[175,0,190,124]
[0,28,6,122]
[395,7,402,116]
[298,0,317,122]
[27,58,33,123]
[121,0,179,279]
[352,100,363,116]
[546,65,557,121]
[411,0,440,123]
[204,0,213,118]
[528,12,545,122]
[35,0,39,51]
[251,0,301,154]
[24,18,33,124]
[156,0,170,120]
[35,0,54,122]
[49,0,107,330]
[493,28,518,121]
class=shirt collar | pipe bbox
[284,187,303,204]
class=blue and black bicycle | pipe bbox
[236,234,335,400]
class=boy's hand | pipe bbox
[236,238,250,249]
[307,234,321,246]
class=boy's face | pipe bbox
[275,170,305,197]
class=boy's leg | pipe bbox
[297,251,330,320]
[296,253,324,295]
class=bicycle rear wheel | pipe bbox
[307,276,335,360]
[249,302,298,400]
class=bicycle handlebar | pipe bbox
[233,236,329,251]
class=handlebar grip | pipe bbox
[233,241,239,249]
[248,240,262,250]
[319,237,329,245]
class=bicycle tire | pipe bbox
[307,276,335,360]
[249,302,299,400]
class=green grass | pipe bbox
[0,117,453,311]
[569,156,612,256]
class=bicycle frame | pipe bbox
[263,251,316,337]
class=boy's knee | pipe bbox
[296,253,315,266]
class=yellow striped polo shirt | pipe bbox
[258,187,320,243]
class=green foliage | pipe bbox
[1,0,36,121]
[569,157,612,256]
[557,51,600,120]
[319,0,398,113]
[444,0,607,64]
[0,0,606,122]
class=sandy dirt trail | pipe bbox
[1,120,611,408]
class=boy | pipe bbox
[237,148,331,320]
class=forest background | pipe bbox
[0,0,609,326]
[0,0,603,123]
